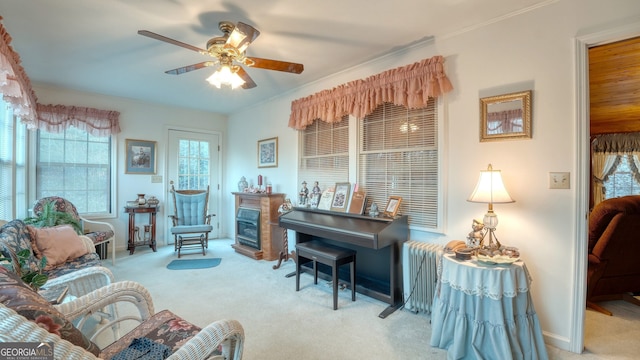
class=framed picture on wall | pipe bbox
[125,139,157,174]
[480,90,532,142]
[258,137,278,168]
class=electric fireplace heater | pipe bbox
[236,207,260,249]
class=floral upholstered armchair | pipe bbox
[31,196,116,265]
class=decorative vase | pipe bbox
[137,194,146,206]
[147,196,159,207]
[238,176,248,192]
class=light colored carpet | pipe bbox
[102,239,640,359]
[581,300,640,359]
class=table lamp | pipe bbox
[467,164,515,249]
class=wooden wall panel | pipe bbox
[589,36,640,135]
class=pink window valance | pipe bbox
[0,16,38,122]
[289,55,453,130]
[35,104,121,137]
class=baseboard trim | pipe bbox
[543,331,574,353]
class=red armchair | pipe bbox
[587,195,640,315]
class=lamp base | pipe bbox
[479,227,502,250]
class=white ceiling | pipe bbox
[1,0,551,115]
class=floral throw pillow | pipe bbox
[0,266,100,356]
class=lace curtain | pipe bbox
[289,55,453,130]
[591,133,640,205]
[0,18,120,136]
[0,16,38,123]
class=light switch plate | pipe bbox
[151,175,162,183]
[549,172,570,189]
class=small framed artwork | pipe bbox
[330,182,351,212]
[258,137,278,168]
[480,90,532,142]
[125,139,157,174]
[316,187,335,211]
[384,196,402,217]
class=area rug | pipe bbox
[166,258,222,270]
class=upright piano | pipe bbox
[279,207,408,318]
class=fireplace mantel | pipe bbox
[232,192,284,260]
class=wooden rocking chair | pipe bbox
[169,185,215,258]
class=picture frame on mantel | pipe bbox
[258,137,278,168]
[125,139,157,174]
[480,90,532,142]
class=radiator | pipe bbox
[402,241,443,314]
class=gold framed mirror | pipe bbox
[480,90,532,142]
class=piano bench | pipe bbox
[295,240,356,310]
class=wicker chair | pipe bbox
[1,280,244,360]
[42,266,115,299]
[32,196,117,265]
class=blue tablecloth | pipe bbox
[430,254,548,360]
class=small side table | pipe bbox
[430,254,548,359]
[124,206,159,255]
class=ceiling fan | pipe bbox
[138,21,304,89]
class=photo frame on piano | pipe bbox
[330,182,351,212]
[384,196,402,217]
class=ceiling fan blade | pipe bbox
[245,57,304,74]
[138,30,206,53]
[227,22,260,53]
[165,61,216,75]
[236,67,257,89]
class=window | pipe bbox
[359,101,439,229]
[298,115,350,194]
[297,99,441,231]
[603,155,640,199]
[177,139,210,190]
[0,100,28,220]
[36,127,113,216]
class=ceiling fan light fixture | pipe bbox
[206,65,245,89]
[228,31,248,53]
[138,21,301,89]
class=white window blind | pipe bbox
[0,101,27,220]
[298,115,349,203]
[37,127,112,215]
[359,101,438,229]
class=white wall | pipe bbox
[226,0,640,352]
[33,84,228,251]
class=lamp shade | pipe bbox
[205,65,245,89]
[467,164,515,204]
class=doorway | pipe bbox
[574,24,640,354]
[165,129,221,244]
